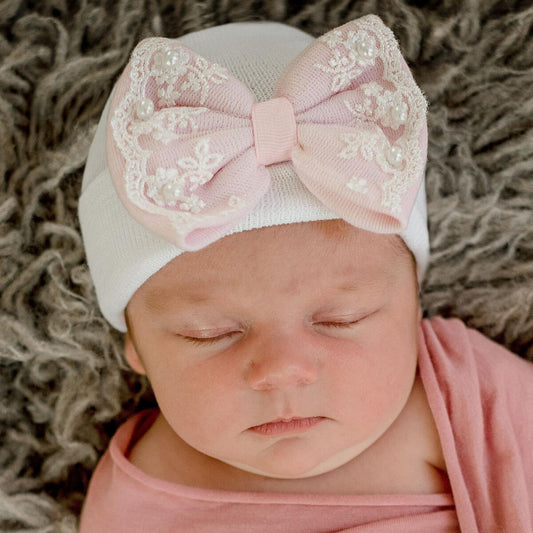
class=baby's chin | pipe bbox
[220,440,373,480]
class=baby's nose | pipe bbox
[246,334,320,391]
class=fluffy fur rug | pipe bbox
[1,0,532,529]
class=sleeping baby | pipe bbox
[77,15,533,532]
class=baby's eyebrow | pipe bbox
[336,283,361,293]
[333,276,393,296]
[175,292,213,304]
[143,288,212,312]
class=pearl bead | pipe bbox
[135,98,154,120]
[161,182,181,204]
[389,101,408,125]
[162,49,180,70]
[386,145,403,167]
[356,37,376,60]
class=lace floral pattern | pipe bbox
[344,82,409,130]
[144,138,223,212]
[130,107,207,145]
[338,130,407,212]
[315,29,377,91]
[346,176,368,194]
[316,16,427,215]
[151,47,228,106]
[110,38,242,235]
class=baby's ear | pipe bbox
[124,332,147,375]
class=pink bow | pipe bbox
[107,15,427,250]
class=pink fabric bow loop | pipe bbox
[107,14,427,250]
[251,98,298,166]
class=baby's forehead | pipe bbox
[133,222,410,307]
[155,221,397,271]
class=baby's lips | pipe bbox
[249,416,327,436]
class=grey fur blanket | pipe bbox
[1,0,532,530]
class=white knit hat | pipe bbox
[79,19,429,332]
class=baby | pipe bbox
[78,15,533,532]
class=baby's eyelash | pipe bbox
[181,331,240,346]
[319,321,359,328]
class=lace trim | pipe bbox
[316,16,427,215]
[110,38,242,235]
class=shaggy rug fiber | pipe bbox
[1,0,532,530]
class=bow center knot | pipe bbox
[251,97,298,166]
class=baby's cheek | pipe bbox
[370,344,418,414]
[367,363,415,413]
[332,331,417,419]
[162,361,243,447]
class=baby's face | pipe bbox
[125,221,420,480]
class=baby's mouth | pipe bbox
[249,416,326,436]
